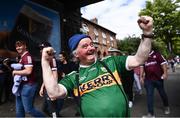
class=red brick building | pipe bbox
[81,17,118,58]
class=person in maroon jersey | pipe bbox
[140,49,170,117]
[12,39,45,117]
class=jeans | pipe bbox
[144,79,169,115]
[16,83,45,117]
[134,73,142,92]
[43,91,64,116]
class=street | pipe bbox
[0,66,180,117]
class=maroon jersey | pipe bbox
[19,51,35,84]
[143,51,167,80]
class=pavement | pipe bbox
[0,65,180,117]
[131,65,180,117]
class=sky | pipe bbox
[81,0,148,40]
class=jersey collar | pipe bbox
[79,57,97,68]
[21,51,28,58]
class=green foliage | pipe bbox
[117,35,169,58]
[139,0,180,55]
[172,36,180,54]
[151,40,169,58]
[117,36,141,55]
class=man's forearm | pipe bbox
[127,16,153,69]
[161,63,168,79]
[41,47,67,99]
[128,38,152,69]
[135,37,152,65]
[41,59,62,99]
[135,16,153,65]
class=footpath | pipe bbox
[0,65,180,117]
[131,65,180,117]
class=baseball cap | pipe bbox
[68,34,91,52]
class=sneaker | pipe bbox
[142,113,155,118]
[67,96,74,99]
[164,107,170,115]
[128,101,133,108]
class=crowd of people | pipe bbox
[0,15,178,117]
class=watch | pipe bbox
[141,34,154,39]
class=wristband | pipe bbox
[141,34,154,39]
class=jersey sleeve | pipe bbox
[21,55,33,67]
[59,72,77,95]
[109,56,129,80]
[113,56,127,73]
[156,52,167,65]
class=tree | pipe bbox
[139,0,180,55]
[117,35,169,58]
[117,36,141,54]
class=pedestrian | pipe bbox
[140,49,170,117]
[57,51,78,90]
[58,51,80,116]
[175,55,179,65]
[133,66,142,95]
[41,16,154,117]
[57,51,77,78]
[169,58,175,72]
[12,39,45,117]
[38,42,61,117]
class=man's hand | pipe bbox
[138,16,153,35]
[39,87,44,97]
[161,74,168,80]
[12,70,16,76]
[41,47,55,61]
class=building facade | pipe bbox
[0,0,103,58]
[0,0,104,93]
[81,17,118,58]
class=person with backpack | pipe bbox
[41,16,153,117]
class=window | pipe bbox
[82,23,89,33]
[111,42,114,47]
[94,28,98,36]
[110,36,114,47]
[110,36,114,41]
[93,28,99,43]
[94,35,99,43]
[102,32,106,38]
[102,32,106,45]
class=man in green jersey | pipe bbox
[41,16,154,117]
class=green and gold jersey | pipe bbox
[59,55,129,117]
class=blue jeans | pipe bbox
[16,83,45,117]
[144,79,169,115]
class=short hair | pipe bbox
[59,51,67,60]
[15,40,26,46]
